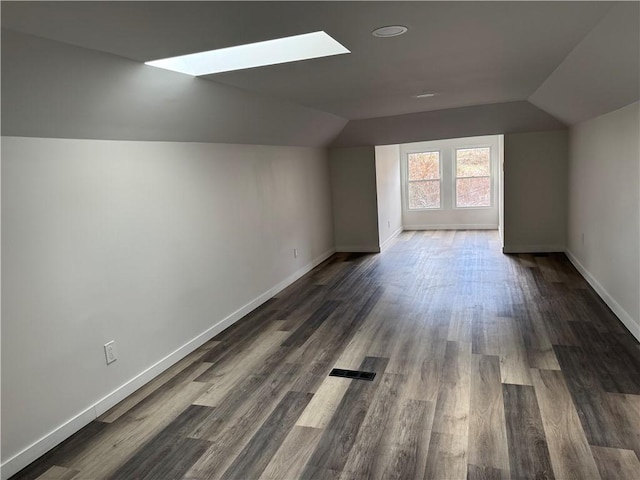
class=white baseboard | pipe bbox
[335,245,381,253]
[565,249,640,342]
[0,247,335,480]
[269,248,336,297]
[403,224,498,230]
[379,227,403,252]
[502,244,565,253]
[0,406,96,480]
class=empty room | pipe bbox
[2,1,639,479]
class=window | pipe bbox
[400,136,499,227]
[407,151,440,209]
[455,147,491,207]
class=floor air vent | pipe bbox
[329,368,376,381]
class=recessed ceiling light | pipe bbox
[416,92,437,98]
[372,25,408,38]
[145,31,350,76]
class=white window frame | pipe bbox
[404,150,442,211]
[454,146,493,209]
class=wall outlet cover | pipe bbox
[104,341,117,364]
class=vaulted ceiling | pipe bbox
[2,1,638,146]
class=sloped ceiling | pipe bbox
[529,2,640,125]
[1,28,347,147]
[2,1,638,147]
[331,101,566,147]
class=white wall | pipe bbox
[503,130,569,253]
[498,135,505,247]
[328,147,380,252]
[566,102,640,339]
[1,137,335,476]
[374,145,402,250]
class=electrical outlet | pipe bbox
[387,220,391,229]
[104,341,117,365]
[294,248,298,258]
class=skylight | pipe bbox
[145,31,350,76]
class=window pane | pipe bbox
[408,152,440,180]
[456,147,490,178]
[456,177,490,207]
[409,180,440,209]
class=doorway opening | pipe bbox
[374,135,505,252]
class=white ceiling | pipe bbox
[1,1,618,121]
[529,1,640,125]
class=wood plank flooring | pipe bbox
[10,230,640,480]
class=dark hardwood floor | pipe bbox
[11,230,640,480]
